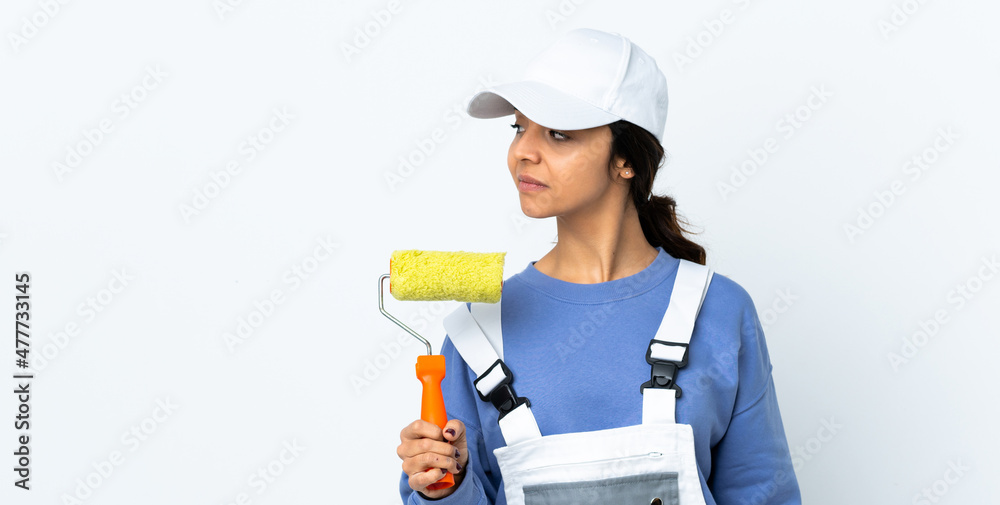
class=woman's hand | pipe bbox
[398,418,469,499]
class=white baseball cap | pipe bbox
[466,28,669,143]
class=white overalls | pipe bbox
[442,259,714,505]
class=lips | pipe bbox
[518,174,547,187]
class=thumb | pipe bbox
[442,419,468,468]
[442,419,466,445]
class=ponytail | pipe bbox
[607,120,707,265]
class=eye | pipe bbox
[509,123,570,141]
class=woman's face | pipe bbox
[507,110,627,219]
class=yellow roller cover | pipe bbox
[389,250,505,303]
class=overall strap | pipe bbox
[642,259,714,425]
[443,302,542,446]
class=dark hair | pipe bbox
[607,120,707,265]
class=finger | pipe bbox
[400,419,446,442]
[402,452,458,476]
[398,436,460,460]
[408,467,451,492]
[453,444,466,467]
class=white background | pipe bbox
[1,1,998,504]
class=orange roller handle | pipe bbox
[416,354,454,490]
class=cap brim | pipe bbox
[466,80,622,131]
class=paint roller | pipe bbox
[378,249,505,490]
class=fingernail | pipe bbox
[445,428,456,437]
[454,448,460,459]
[442,468,449,475]
[456,463,462,472]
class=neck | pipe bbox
[535,201,656,284]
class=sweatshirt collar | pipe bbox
[518,246,679,303]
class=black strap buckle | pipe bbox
[473,359,531,420]
[640,340,689,398]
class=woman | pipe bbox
[397,28,801,505]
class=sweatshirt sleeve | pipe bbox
[398,333,497,505]
[708,292,802,505]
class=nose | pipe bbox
[511,122,543,164]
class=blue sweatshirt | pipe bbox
[399,246,801,505]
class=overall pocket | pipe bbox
[494,423,705,505]
[523,471,679,505]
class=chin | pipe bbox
[518,199,552,219]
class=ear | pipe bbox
[614,156,632,177]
